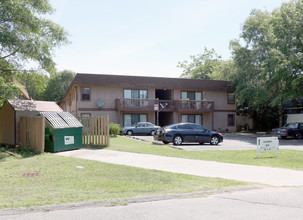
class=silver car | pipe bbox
[121,122,160,136]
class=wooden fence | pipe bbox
[78,116,110,147]
[19,116,45,153]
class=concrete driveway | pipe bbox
[129,133,303,151]
[57,149,303,186]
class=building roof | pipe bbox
[70,73,233,91]
[7,100,63,112]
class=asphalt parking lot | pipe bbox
[128,133,303,151]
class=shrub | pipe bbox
[109,123,121,137]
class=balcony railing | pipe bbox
[115,98,214,112]
[177,100,214,112]
[115,98,156,111]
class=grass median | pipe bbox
[0,147,249,209]
[106,136,303,170]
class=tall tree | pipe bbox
[0,0,69,76]
[44,70,75,104]
[231,0,303,128]
[0,0,69,106]
[178,48,223,80]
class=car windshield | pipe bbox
[284,123,298,128]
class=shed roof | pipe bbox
[8,100,63,112]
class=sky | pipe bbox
[49,0,287,78]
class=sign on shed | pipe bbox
[257,137,279,158]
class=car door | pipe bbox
[192,124,210,142]
[145,123,154,134]
[177,124,196,142]
[135,123,145,134]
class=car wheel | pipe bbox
[126,130,133,136]
[280,136,287,139]
[295,133,302,139]
[162,141,169,144]
[150,130,156,136]
[210,136,219,145]
[199,142,204,145]
[173,135,183,145]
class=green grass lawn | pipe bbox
[0,148,248,209]
[106,136,303,170]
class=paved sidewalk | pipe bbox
[57,149,303,187]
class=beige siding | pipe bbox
[0,103,15,145]
[213,112,236,132]
[287,114,303,123]
[204,90,235,111]
[63,87,77,116]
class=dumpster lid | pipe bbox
[40,112,83,128]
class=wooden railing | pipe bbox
[116,98,157,111]
[115,98,214,112]
[177,100,214,112]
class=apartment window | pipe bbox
[124,114,147,127]
[227,114,235,126]
[227,92,235,104]
[181,91,203,109]
[124,89,147,99]
[124,89,148,107]
[81,87,91,101]
[181,114,202,125]
[181,91,202,100]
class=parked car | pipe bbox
[271,122,303,139]
[154,123,223,145]
[121,122,160,136]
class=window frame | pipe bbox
[227,114,235,127]
[81,87,91,101]
[181,91,203,100]
[123,113,148,127]
[81,113,91,117]
[227,91,235,104]
[123,89,148,99]
[181,114,203,125]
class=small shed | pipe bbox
[0,99,63,145]
[41,112,83,152]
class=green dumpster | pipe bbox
[40,112,83,152]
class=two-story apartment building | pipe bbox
[60,73,237,131]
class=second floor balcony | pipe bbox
[115,98,214,112]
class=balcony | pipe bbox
[116,98,214,112]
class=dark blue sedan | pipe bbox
[154,123,223,145]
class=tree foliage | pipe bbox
[44,70,75,104]
[0,0,69,76]
[231,0,303,128]
[0,0,69,107]
[0,76,19,106]
[178,48,223,80]
[17,72,49,100]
